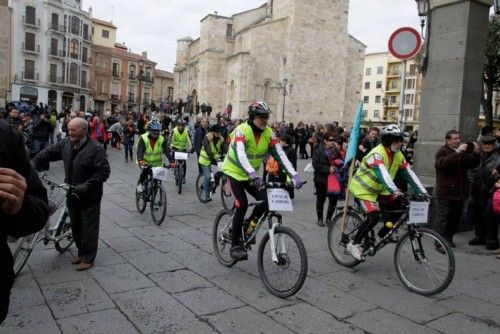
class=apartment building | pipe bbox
[152,69,174,106]
[10,0,92,111]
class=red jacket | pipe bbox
[90,118,108,142]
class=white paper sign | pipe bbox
[174,152,188,160]
[217,161,223,171]
[408,201,429,224]
[152,167,169,181]
[267,188,293,212]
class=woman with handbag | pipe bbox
[312,131,342,227]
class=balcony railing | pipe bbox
[49,49,65,58]
[127,96,136,103]
[112,71,122,79]
[143,76,154,83]
[22,43,40,54]
[22,16,41,28]
[48,75,64,84]
[49,24,65,34]
[22,71,39,81]
[129,74,137,80]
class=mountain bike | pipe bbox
[195,162,233,210]
[212,181,308,298]
[327,194,455,296]
[11,172,73,276]
[136,165,168,225]
[172,151,188,194]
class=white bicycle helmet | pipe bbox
[381,124,404,146]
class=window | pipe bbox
[128,91,135,102]
[405,78,416,90]
[69,63,78,85]
[81,71,87,87]
[391,80,399,90]
[129,65,136,79]
[51,13,59,30]
[25,6,36,25]
[25,32,35,51]
[71,16,80,35]
[24,59,35,79]
[390,96,397,104]
[362,110,367,118]
[376,81,382,89]
[50,38,58,56]
[113,63,120,77]
[374,110,380,118]
[144,92,150,104]
[145,67,152,81]
[404,109,413,118]
[83,24,89,40]
[392,65,399,76]
[82,47,88,63]
[375,96,381,103]
[112,83,119,95]
[365,68,371,76]
[409,64,417,75]
[364,82,370,90]
[102,29,109,38]
[405,94,414,104]
[226,24,233,37]
[70,38,79,59]
[49,64,57,83]
[363,96,369,103]
[377,66,383,75]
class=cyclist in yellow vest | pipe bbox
[347,124,428,260]
[136,121,168,193]
[199,125,227,201]
[167,119,194,184]
[221,101,304,261]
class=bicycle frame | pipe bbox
[39,204,70,244]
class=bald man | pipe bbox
[33,118,110,271]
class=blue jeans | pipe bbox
[201,165,211,199]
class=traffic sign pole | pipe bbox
[398,60,407,130]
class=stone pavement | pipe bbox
[2,147,500,334]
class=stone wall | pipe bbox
[232,5,266,33]
[0,0,10,106]
[343,36,366,127]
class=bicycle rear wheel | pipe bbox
[220,175,233,210]
[150,184,167,225]
[327,209,363,268]
[136,181,147,213]
[257,226,308,298]
[12,233,38,276]
[394,227,455,296]
[195,173,208,203]
[175,164,183,194]
[54,211,74,253]
[212,209,237,267]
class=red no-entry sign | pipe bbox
[388,27,422,60]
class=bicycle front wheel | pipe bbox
[394,227,455,296]
[327,209,363,268]
[212,209,237,267]
[54,211,74,253]
[12,233,38,277]
[175,164,183,194]
[220,175,234,211]
[195,173,208,203]
[257,226,308,298]
[135,181,147,213]
[150,184,167,225]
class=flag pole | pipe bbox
[341,160,355,233]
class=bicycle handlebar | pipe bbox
[260,180,308,190]
[37,171,69,190]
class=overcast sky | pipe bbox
[81,0,422,72]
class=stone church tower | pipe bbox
[174,0,365,125]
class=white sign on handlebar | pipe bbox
[267,188,293,212]
[217,161,223,171]
[408,201,429,225]
[152,167,169,181]
[174,152,188,160]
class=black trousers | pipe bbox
[68,203,101,263]
[314,180,337,222]
[437,199,463,241]
[227,176,268,246]
[0,269,13,324]
[473,197,500,245]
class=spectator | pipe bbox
[357,127,380,160]
[295,122,309,159]
[206,103,212,120]
[34,118,110,271]
[30,111,53,158]
[89,116,108,150]
[194,117,209,174]
[435,130,480,248]
[0,120,49,324]
[5,104,23,131]
[122,118,137,163]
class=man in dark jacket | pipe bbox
[194,117,209,174]
[34,118,110,271]
[435,130,480,247]
[1,120,49,324]
[30,111,54,157]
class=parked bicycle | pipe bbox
[135,165,168,225]
[212,181,308,298]
[327,194,455,296]
[11,172,73,276]
[195,161,233,210]
[172,151,188,194]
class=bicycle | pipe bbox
[172,151,188,194]
[212,181,308,298]
[11,172,74,277]
[195,161,233,210]
[327,194,455,296]
[135,165,168,225]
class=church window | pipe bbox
[365,68,371,76]
[364,82,370,90]
[226,24,233,37]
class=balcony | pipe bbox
[83,33,91,42]
[143,75,154,83]
[22,71,39,82]
[82,56,92,65]
[127,96,136,103]
[111,94,121,101]
[112,71,122,79]
[48,75,64,85]
[129,74,137,81]
[22,43,40,54]
[49,49,66,59]
[48,24,65,34]
[22,16,41,28]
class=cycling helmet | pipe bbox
[176,119,186,126]
[248,100,271,116]
[148,120,162,132]
[380,124,404,146]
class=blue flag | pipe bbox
[344,102,364,164]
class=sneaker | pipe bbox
[468,238,486,246]
[347,241,363,261]
[230,245,248,261]
[317,219,325,227]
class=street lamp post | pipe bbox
[138,60,144,114]
[415,0,430,37]
[278,78,293,122]
[494,0,499,14]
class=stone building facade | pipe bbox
[174,0,366,125]
[152,69,174,106]
[0,0,11,107]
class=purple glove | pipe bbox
[249,172,264,188]
[292,174,304,189]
